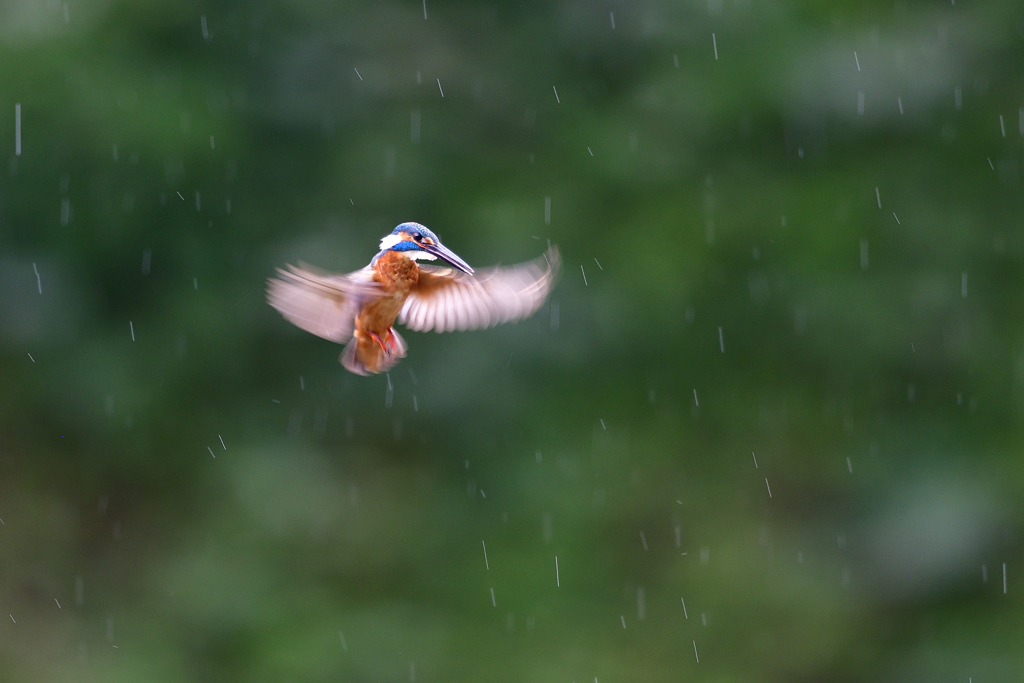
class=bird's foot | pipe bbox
[368,329,397,355]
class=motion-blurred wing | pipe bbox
[399,247,560,333]
[267,264,379,343]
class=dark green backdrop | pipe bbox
[1,0,1022,680]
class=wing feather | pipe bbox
[399,247,561,333]
[266,264,379,343]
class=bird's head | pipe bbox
[378,222,474,274]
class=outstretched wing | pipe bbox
[398,246,560,333]
[267,263,379,343]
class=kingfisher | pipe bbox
[267,222,560,375]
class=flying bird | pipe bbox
[268,222,560,375]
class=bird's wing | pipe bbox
[267,263,380,343]
[399,246,560,333]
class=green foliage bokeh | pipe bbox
[1,0,1023,680]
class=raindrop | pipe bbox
[411,109,421,144]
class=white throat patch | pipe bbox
[407,251,437,261]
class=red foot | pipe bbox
[368,328,396,355]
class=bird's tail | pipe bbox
[340,328,408,376]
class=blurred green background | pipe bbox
[1,0,1023,680]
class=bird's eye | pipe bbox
[412,234,423,243]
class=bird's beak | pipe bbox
[425,242,474,274]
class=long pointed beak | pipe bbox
[426,242,474,274]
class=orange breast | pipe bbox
[355,251,419,335]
